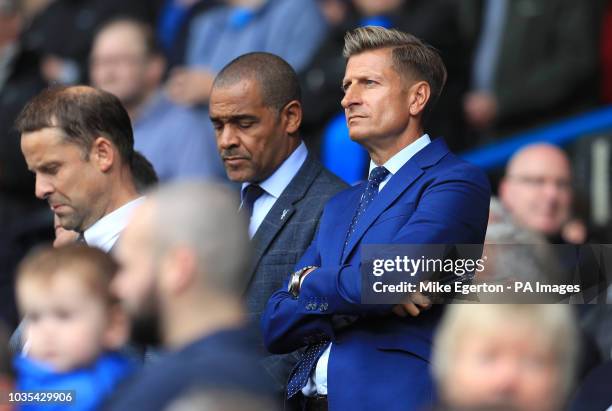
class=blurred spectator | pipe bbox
[21,0,159,85]
[155,0,221,68]
[479,198,563,297]
[209,52,346,393]
[107,182,276,411]
[0,0,49,327]
[90,18,223,182]
[0,0,46,213]
[432,304,579,411]
[499,144,574,242]
[17,85,142,252]
[14,245,133,411]
[166,0,327,106]
[460,0,598,140]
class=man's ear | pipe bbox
[282,100,302,135]
[159,247,197,297]
[91,137,115,172]
[102,304,129,350]
[407,81,431,117]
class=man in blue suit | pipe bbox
[261,26,490,411]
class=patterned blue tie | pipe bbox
[286,339,330,398]
[343,166,390,257]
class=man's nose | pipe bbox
[217,126,240,150]
[341,85,360,109]
[35,174,54,200]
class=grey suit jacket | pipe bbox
[243,154,347,394]
[244,154,347,319]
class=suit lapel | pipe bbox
[341,138,450,262]
[247,156,322,282]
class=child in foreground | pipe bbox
[14,244,134,411]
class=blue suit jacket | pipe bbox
[261,138,490,411]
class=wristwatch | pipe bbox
[288,265,317,297]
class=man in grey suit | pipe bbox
[209,52,347,392]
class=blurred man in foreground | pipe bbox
[107,182,275,411]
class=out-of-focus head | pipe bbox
[351,0,403,16]
[499,144,572,237]
[90,18,164,109]
[16,245,127,372]
[432,305,578,411]
[341,26,447,150]
[17,85,135,232]
[210,52,302,183]
[112,182,251,347]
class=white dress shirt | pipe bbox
[302,134,431,396]
[241,142,308,238]
[83,197,145,252]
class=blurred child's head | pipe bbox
[16,245,127,372]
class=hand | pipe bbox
[166,67,216,106]
[463,91,498,130]
[392,292,431,317]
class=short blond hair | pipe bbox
[432,304,579,399]
[343,26,447,113]
[17,244,118,306]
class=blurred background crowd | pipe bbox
[0,0,612,410]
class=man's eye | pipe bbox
[42,165,59,175]
[238,122,254,129]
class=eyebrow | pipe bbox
[30,161,61,173]
[341,74,384,87]
[210,114,259,122]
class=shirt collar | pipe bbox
[241,142,308,199]
[368,134,431,176]
[84,197,145,252]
